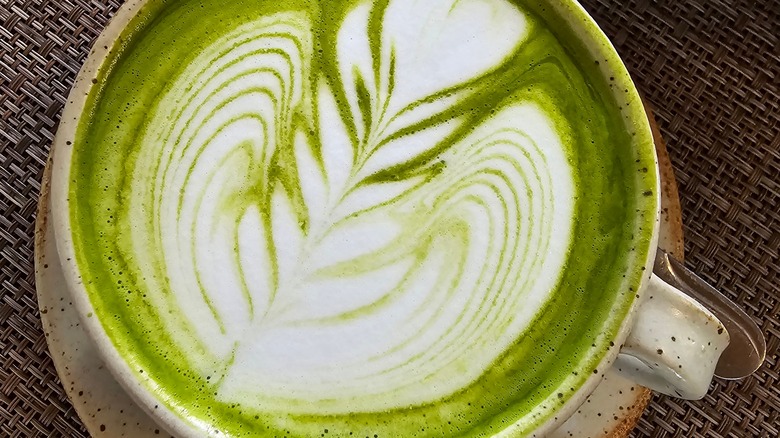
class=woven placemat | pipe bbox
[1,0,777,436]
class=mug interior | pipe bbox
[49,0,660,436]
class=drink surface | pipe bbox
[65,0,657,435]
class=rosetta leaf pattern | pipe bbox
[125,0,575,413]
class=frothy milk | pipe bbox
[63,0,657,435]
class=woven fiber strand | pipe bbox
[0,0,777,436]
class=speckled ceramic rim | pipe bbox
[48,0,660,436]
[526,1,660,435]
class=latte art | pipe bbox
[65,0,657,435]
[129,5,574,412]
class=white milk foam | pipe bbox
[127,0,575,413]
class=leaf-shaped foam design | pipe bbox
[112,0,580,419]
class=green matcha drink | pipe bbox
[62,0,657,435]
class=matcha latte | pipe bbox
[57,0,657,435]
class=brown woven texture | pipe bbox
[0,0,777,436]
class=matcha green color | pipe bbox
[65,0,657,436]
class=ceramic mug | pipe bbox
[50,0,730,436]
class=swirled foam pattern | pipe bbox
[65,0,657,436]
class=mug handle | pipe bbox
[613,274,730,399]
